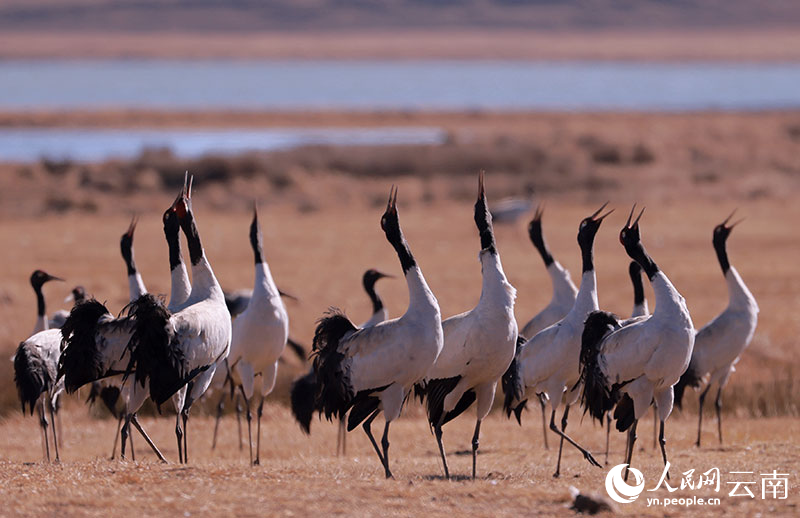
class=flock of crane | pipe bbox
[13,172,758,482]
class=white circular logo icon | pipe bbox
[605,464,645,504]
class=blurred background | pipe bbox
[0,1,797,417]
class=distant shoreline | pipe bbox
[3,29,800,62]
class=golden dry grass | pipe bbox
[0,407,797,517]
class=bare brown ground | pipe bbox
[0,407,797,517]
[3,29,800,61]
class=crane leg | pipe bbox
[130,414,168,463]
[48,400,60,462]
[434,423,450,480]
[381,420,393,479]
[715,387,723,445]
[236,394,244,451]
[549,405,601,478]
[239,386,253,465]
[120,414,131,460]
[175,411,184,464]
[254,396,264,465]
[181,407,189,464]
[211,391,225,450]
[361,408,387,473]
[39,402,51,462]
[471,419,482,480]
[623,420,639,482]
[336,416,347,456]
[604,412,611,465]
[539,396,549,450]
[696,385,711,447]
[658,419,670,480]
[110,414,123,460]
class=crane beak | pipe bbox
[125,215,138,238]
[278,289,299,302]
[386,185,398,215]
[590,201,610,220]
[632,206,646,228]
[478,170,486,200]
[533,203,545,222]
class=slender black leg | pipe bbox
[236,394,244,451]
[361,408,385,469]
[604,412,611,466]
[110,414,123,460]
[553,406,569,478]
[658,420,670,480]
[129,426,135,462]
[549,406,601,476]
[48,400,60,462]
[623,420,639,482]
[39,403,51,462]
[337,416,347,456]
[175,413,184,464]
[120,414,132,460]
[381,421,393,479]
[211,391,225,450]
[715,387,723,445]
[130,414,168,463]
[239,386,253,465]
[254,396,264,465]
[539,396,549,450]
[434,423,450,480]
[471,419,482,480]
[181,408,189,464]
[696,385,711,447]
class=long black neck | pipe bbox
[579,232,597,273]
[474,196,497,254]
[364,279,384,314]
[180,212,204,266]
[713,237,730,275]
[529,221,553,267]
[34,284,45,318]
[629,262,645,306]
[166,227,182,271]
[393,236,416,273]
[250,217,264,265]
[626,243,659,280]
[121,243,136,276]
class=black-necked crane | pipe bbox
[417,172,517,480]
[580,206,695,481]
[674,211,758,447]
[289,268,393,456]
[125,179,232,464]
[30,270,63,334]
[14,327,64,462]
[601,261,651,464]
[503,203,613,477]
[221,205,290,466]
[521,206,578,337]
[519,205,578,450]
[312,186,443,478]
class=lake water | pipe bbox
[4,59,800,161]
[0,127,448,162]
[3,60,800,111]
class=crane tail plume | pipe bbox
[579,310,622,423]
[290,370,317,434]
[58,299,114,393]
[13,342,50,415]
[311,309,357,422]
